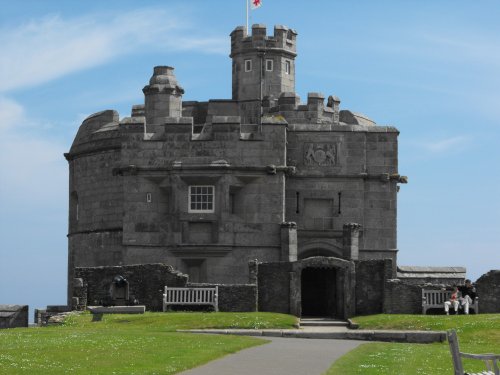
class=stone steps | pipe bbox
[300,317,349,327]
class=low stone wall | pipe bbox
[187,283,257,312]
[383,279,422,314]
[0,305,28,329]
[355,259,392,315]
[74,263,188,311]
[475,270,500,313]
[35,305,71,326]
[257,262,293,314]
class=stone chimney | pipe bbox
[143,66,184,125]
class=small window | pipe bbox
[245,59,252,72]
[285,60,291,74]
[189,186,214,213]
[146,193,152,203]
[266,59,273,71]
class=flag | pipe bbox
[251,0,262,10]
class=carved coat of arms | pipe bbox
[304,143,337,166]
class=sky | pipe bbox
[0,0,499,315]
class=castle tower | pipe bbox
[230,24,297,102]
[143,66,184,125]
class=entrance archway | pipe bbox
[301,267,337,317]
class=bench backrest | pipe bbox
[164,286,218,304]
[422,289,452,305]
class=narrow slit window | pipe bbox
[285,60,291,74]
[146,193,152,203]
[245,59,252,72]
[266,59,273,71]
[296,192,300,214]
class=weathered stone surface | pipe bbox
[397,266,466,285]
[0,305,28,329]
[88,306,146,314]
[475,270,500,313]
[75,264,188,311]
[187,283,257,312]
[383,279,422,314]
[355,259,392,315]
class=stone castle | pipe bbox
[65,24,494,318]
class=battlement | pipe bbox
[230,24,297,58]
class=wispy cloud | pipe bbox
[420,135,470,154]
[0,97,67,198]
[0,97,24,131]
[0,8,226,93]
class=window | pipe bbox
[266,59,273,71]
[189,185,214,213]
[245,59,252,72]
[146,193,152,203]
[285,60,291,74]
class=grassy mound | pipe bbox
[327,314,500,375]
[0,311,297,374]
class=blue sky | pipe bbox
[1,1,499,313]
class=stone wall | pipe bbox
[355,259,392,315]
[0,305,28,329]
[383,279,422,314]
[187,283,257,312]
[74,264,188,311]
[257,262,292,314]
[475,270,500,313]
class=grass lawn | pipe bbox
[0,311,297,374]
[326,314,500,375]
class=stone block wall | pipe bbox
[355,259,392,315]
[187,283,257,312]
[257,262,292,314]
[74,264,188,311]
[383,279,422,314]
[475,270,500,313]
[0,305,28,329]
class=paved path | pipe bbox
[180,336,362,375]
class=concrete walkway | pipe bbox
[180,336,362,375]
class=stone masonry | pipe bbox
[70,22,500,320]
[0,305,28,329]
[65,24,407,308]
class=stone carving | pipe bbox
[304,143,337,166]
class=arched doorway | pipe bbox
[301,267,337,317]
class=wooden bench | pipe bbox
[163,286,218,312]
[422,289,479,315]
[447,330,499,375]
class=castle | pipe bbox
[65,25,470,317]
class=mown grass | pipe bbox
[326,314,500,375]
[0,311,297,374]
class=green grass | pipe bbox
[0,311,297,374]
[326,314,500,375]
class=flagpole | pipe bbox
[246,0,249,35]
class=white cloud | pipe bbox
[0,8,226,93]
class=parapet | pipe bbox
[230,24,297,57]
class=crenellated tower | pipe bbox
[230,24,297,102]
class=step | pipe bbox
[300,318,349,327]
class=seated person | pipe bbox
[444,286,461,315]
[458,279,476,315]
